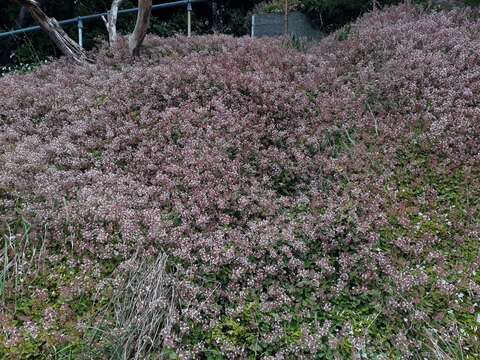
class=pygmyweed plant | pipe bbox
[0,4,479,358]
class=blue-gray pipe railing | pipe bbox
[0,0,203,45]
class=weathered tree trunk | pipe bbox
[128,0,152,57]
[104,0,152,56]
[106,0,123,45]
[12,0,88,64]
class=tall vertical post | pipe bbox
[187,0,192,37]
[251,14,255,37]
[77,18,84,48]
[284,0,289,36]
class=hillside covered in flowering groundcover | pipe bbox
[0,4,479,359]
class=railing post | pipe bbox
[187,0,192,37]
[77,18,84,48]
[251,15,255,37]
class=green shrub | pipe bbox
[255,0,302,13]
[465,0,480,5]
[300,0,400,30]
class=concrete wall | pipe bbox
[251,12,322,39]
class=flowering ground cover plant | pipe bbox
[0,4,479,359]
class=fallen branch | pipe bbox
[12,0,89,64]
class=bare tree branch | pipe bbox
[12,0,89,64]
[128,0,152,57]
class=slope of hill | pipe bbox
[0,4,479,359]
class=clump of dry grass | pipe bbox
[102,252,177,360]
[1,221,46,304]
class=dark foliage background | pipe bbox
[301,0,400,29]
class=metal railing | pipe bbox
[0,0,207,45]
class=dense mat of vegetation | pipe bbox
[0,5,479,359]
